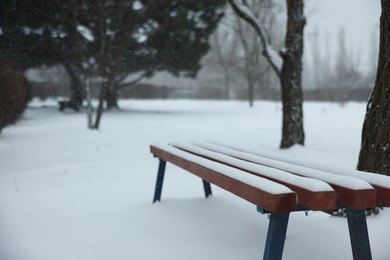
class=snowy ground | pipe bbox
[1,99,389,260]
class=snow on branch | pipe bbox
[76,25,95,42]
[228,0,282,77]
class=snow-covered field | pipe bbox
[1,99,389,260]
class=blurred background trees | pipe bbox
[206,0,283,106]
[0,0,376,106]
[0,0,380,133]
[0,0,225,129]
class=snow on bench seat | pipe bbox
[150,144,296,213]
[190,141,377,209]
[151,141,377,260]
[223,146,390,207]
[170,142,336,211]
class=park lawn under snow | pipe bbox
[1,99,390,260]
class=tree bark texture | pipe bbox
[357,0,390,175]
[279,0,305,148]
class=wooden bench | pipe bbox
[58,100,81,112]
[150,141,390,260]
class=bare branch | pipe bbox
[114,73,147,91]
[228,0,282,78]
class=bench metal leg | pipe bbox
[346,208,372,260]
[153,159,167,203]
[263,213,290,260]
[202,179,212,198]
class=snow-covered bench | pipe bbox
[150,142,390,260]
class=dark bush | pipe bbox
[0,61,30,133]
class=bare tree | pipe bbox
[307,26,321,88]
[210,21,240,100]
[357,0,390,175]
[235,17,261,107]
[233,0,283,107]
[229,0,305,148]
[204,1,283,104]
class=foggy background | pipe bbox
[26,0,381,103]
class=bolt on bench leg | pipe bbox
[202,179,212,198]
[263,213,290,260]
[346,208,372,260]
[153,159,166,203]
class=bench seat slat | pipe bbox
[231,151,390,207]
[191,142,377,209]
[171,142,337,211]
[151,144,297,213]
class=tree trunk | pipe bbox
[223,67,231,100]
[357,0,390,175]
[63,63,84,110]
[279,0,305,148]
[92,82,108,130]
[85,79,93,129]
[247,75,254,107]
[106,87,119,109]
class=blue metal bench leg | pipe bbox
[202,179,212,198]
[153,159,166,203]
[346,208,372,260]
[263,213,290,260]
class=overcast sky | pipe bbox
[305,0,381,73]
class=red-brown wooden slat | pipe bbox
[191,143,377,209]
[172,145,337,211]
[151,145,297,213]
[205,142,390,208]
[370,185,390,206]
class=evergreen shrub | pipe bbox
[0,61,30,133]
